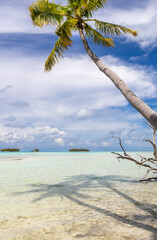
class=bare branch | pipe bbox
[112,150,157,171]
[143,121,155,130]
[112,136,128,156]
[139,177,157,182]
[112,122,157,181]
[143,121,157,159]
[153,129,157,158]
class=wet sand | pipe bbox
[0,152,157,240]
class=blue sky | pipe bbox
[0,0,157,151]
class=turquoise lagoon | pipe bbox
[0,152,157,240]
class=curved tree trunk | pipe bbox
[78,27,157,130]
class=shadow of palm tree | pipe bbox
[14,174,157,234]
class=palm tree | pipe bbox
[29,0,157,129]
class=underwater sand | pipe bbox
[0,152,157,240]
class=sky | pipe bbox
[0,0,157,151]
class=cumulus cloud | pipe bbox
[76,108,93,119]
[0,51,156,149]
[0,0,156,151]
[127,113,143,120]
[0,125,65,145]
[66,120,138,132]
[0,0,52,33]
[101,141,109,147]
[1,54,156,126]
[0,0,156,49]
[68,142,74,147]
[96,0,157,48]
[84,140,97,147]
[0,0,66,34]
[54,137,65,146]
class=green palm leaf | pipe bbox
[29,0,137,70]
[81,0,108,17]
[56,18,77,42]
[87,0,108,12]
[29,0,64,27]
[44,19,77,71]
[95,20,138,36]
[84,23,114,47]
[67,0,108,17]
[67,0,80,13]
[45,37,72,72]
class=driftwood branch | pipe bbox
[112,122,157,182]
[144,121,157,159]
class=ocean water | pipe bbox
[0,152,157,240]
[0,152,153,198]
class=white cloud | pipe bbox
[0,53,156,129]
[0,0,61,33]
[127,113,143,120]
[66,120,138,132]
[0,51,156,149]
[85,140,97,147]
[0,0,157,48]
[0,0,156,151]
[0,126,65,143]
[97,1,154,25]
[96,0,157,48]
[38,127,65,137]
[101,55,156,98]
[76,108,93,119]
[54,137,65,145]
[124,140,132,145]
[0,3,34,33]
[101,141,109,147]
[69,142,74,146]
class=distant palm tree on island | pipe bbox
[29,0,157,129]
[69,148,90,152]
[0,148,20,152]
[31,149,40,152]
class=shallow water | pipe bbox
[0,152,157,240]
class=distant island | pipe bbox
[69,148,90,152]
[31,149,39,152]
[0,148,20,152]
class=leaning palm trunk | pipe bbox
[29,0,157,129]
[78,27,157,130]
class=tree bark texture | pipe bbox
[78,27,157,130]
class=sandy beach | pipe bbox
[0,152,157,240]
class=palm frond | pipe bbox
[82,0,108,17]
[45,37,72,72]
[95,20,138,36]
[84,23,114,47]
[75,0,90,16]
[87,0,108,11]
[56,18,77,42]
[29,0,64,27]
[75,0,92,17]
[67,0,79,12]
[67,0,108,18]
